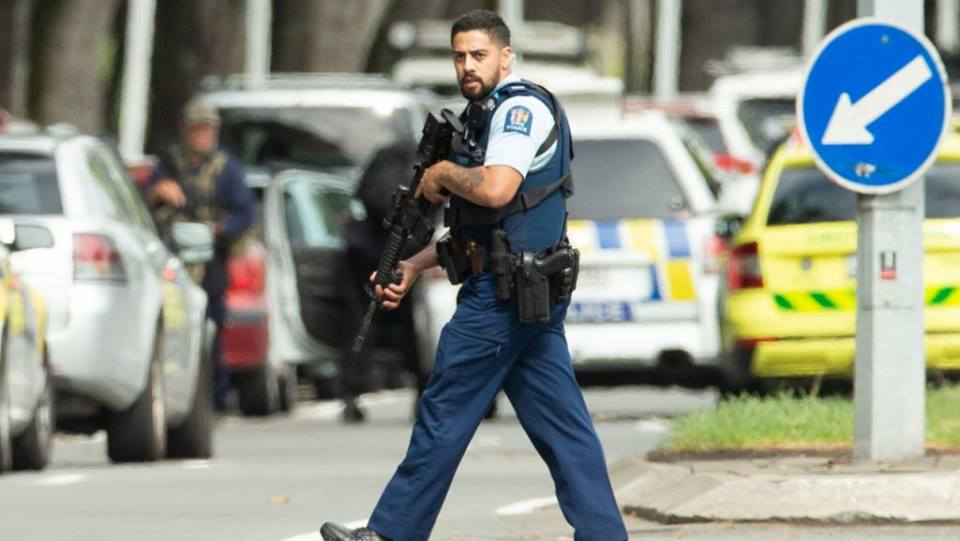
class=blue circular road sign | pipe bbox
[798,18,951,194]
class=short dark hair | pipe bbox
[451,9,510,47]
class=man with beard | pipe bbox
[145,100,254,413]
[320,10,627,541]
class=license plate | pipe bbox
[567,301,636,323]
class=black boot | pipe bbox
[320,522,389,541]
[341,398,366,424]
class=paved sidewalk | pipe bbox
[612,453,960,524]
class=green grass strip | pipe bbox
[665,384,960,451]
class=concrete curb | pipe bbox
[612,455,960,524]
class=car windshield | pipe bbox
[737,98,796,154]
[0,153,62,214]
[567,138,688,220]
[219,106,416,173]
[767,163,960,225]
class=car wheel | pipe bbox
[167,339,213,459]
[277,367,297,413]
[0,326,13,473]
[237,364,278,417]
[12,355,54,470]
[107,332,166,463]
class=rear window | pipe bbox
[567,138,688,220]
[0,154,62,214]
[767,163,960,225]
[683,117,727,154]
[737,98,796,154]
[219,106,416,172]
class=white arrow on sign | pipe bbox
[821,55,933,145]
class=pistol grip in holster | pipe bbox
[436,233,470,285]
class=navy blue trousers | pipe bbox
[368,275,627,541]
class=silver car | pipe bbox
[0,129,214,462]
[0,220,54,471]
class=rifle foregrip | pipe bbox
[376,228,406,287]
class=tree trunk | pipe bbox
[273,0,393,73]
[0,0,34,117]
[148,0,246,152]
[679,0,763,91]
[625,0,653,93]
[31,0,121,133]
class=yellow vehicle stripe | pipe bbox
[665,260,695,301]
[774,288,958,311]
[623,219,659,260]
[566,220,596,253]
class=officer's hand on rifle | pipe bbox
[370,260,419,310]
[416,162,452,204]
[149,178,187,208]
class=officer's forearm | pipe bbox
[406,242,439,274]
[435,161,520,208]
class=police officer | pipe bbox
[145,100,255,413]
[321,10,628,541]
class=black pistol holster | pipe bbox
[436,232,471,285]
[491,229,580,323]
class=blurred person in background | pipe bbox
[144,100,255,413]
[321,10,627,541]
[339,144,428,423]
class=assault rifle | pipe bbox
[351,109,461,354]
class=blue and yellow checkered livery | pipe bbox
[567,219,697,302]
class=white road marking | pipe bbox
[633,419,669,434]
[495,496,557,516]
[29,473,90,487]
[278,533,319,541]
[279,520,365,541]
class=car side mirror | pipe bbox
[715,214,744,241]
[0,219,54,251]
[0,218,14,248]
[14,224,54,250]
[171,222,214,264]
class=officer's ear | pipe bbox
[499,45,513,71]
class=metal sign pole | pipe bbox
[854,0,926,461]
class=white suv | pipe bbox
[0,130,214,462]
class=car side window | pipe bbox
[96,146,157,234]
[86,151,129,223]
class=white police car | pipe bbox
[414,111,724,384]
[563,112,723,379]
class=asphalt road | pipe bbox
[1,385,959,540]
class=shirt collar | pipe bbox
[479,73,521,103]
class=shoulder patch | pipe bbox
[503,105,533,135]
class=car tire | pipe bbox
[0,325,13,473]
[107,332,167,463]
[237,364,278,417]
[12,356,54,470]
[277,367,297,413]
[166,340,213,459]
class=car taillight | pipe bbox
[229,256,265,293]
[727,242,762,290]
[73,233,125,281]
[702,234,728,275]
[714,153,756,175]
